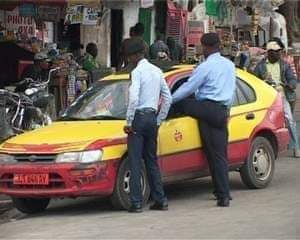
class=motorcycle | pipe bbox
[0,68,60,142]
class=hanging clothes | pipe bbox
[205,0,228,21]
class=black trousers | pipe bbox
[128,110,166,205]
[176,99,231,199]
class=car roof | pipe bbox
[101,64,262,90]
[101,64,194,82]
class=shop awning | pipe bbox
[67,0,101,8]
[0,0,102,11]
[0,0,67,11]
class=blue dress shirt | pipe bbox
[172,52,236,106]
[126,59,172,126]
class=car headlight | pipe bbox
[56,150,103,163]
[0,153,16,163]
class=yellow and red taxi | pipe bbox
[0,65,289,213]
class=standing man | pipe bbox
[254,40,300,157]
[172,33,236,207]
[124,38,172,213]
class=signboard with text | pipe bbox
[65,5,99,25]
[5,7,36,36]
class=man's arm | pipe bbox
[284,62,297,90]
[172,64,206,103]
[157,74,172,126]
[253,61,264,80]
[126,70,141,126]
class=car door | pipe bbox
[158,75,207,179]
[228,76,266,165]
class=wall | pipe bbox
[80,9,111,67]
[122,2,140,39]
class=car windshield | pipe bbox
[60,80,129,120]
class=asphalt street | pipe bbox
[0,154,299,239]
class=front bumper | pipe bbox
[0,160,119,198]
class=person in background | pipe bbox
[254,40,300,158]
[172,33,235,207]
[21,52,50,83]
[82,42,100,72]
[133,22,149,58]
[149,33,170,60]
[71,43,84,65]
[124,38,172,213]
[118,26,136,71]
[166,37,183,62]
[272,37,298,84]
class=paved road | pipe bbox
[0,155,299,239]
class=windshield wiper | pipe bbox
[58,116,85,121]
[87,115,124,120]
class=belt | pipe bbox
[202,99,228,108]
[136,107,156,113]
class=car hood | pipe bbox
[0,121,127,154]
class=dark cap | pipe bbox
[201,33,220,47]
[127,38,145,56]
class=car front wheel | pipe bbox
[12,197,50,214]
[240,137,275,189]
[110,157,150,210]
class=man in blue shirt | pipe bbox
[124,38,172,213]
[172,33,236,207]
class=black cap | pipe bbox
[127,38,145,56]
[201,33,220,47]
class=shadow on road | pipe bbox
[18,174,247,220]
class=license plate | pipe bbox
[13,174,49,185]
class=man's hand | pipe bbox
[123,125,135,134]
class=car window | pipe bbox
[170,77,189,93]
[236,86,248,105]
[237,78,256,103]
[61,80,129,120]
[231,90,239,107]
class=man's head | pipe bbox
[86,42,98,58]
[129,26,135,38]
[127,38,145,66]
[266,41,282,63]
[200,33,221,58]
[34,52,50,70]
[134,22,144,37]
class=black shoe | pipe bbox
[213,193,233,201]
[149,201,168,211]
[128,204,143,213]
[217,197,230,207]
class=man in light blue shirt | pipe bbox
[172,33,236,207]
[124,38,172,213]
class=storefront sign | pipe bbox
[83,8,99,25]
[65,5,99,25]
[140,0,154,8]
[19,4,37,17]
[37,6,61,22]
[5,7,36,36]
[65,5,84,24]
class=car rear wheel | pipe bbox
[240,137,275,189]
[12,197,50,214]
[110,157,150,210]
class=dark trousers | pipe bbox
[176,99,230,199]
[128,111,166,205]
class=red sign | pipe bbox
[5,7,36,36]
